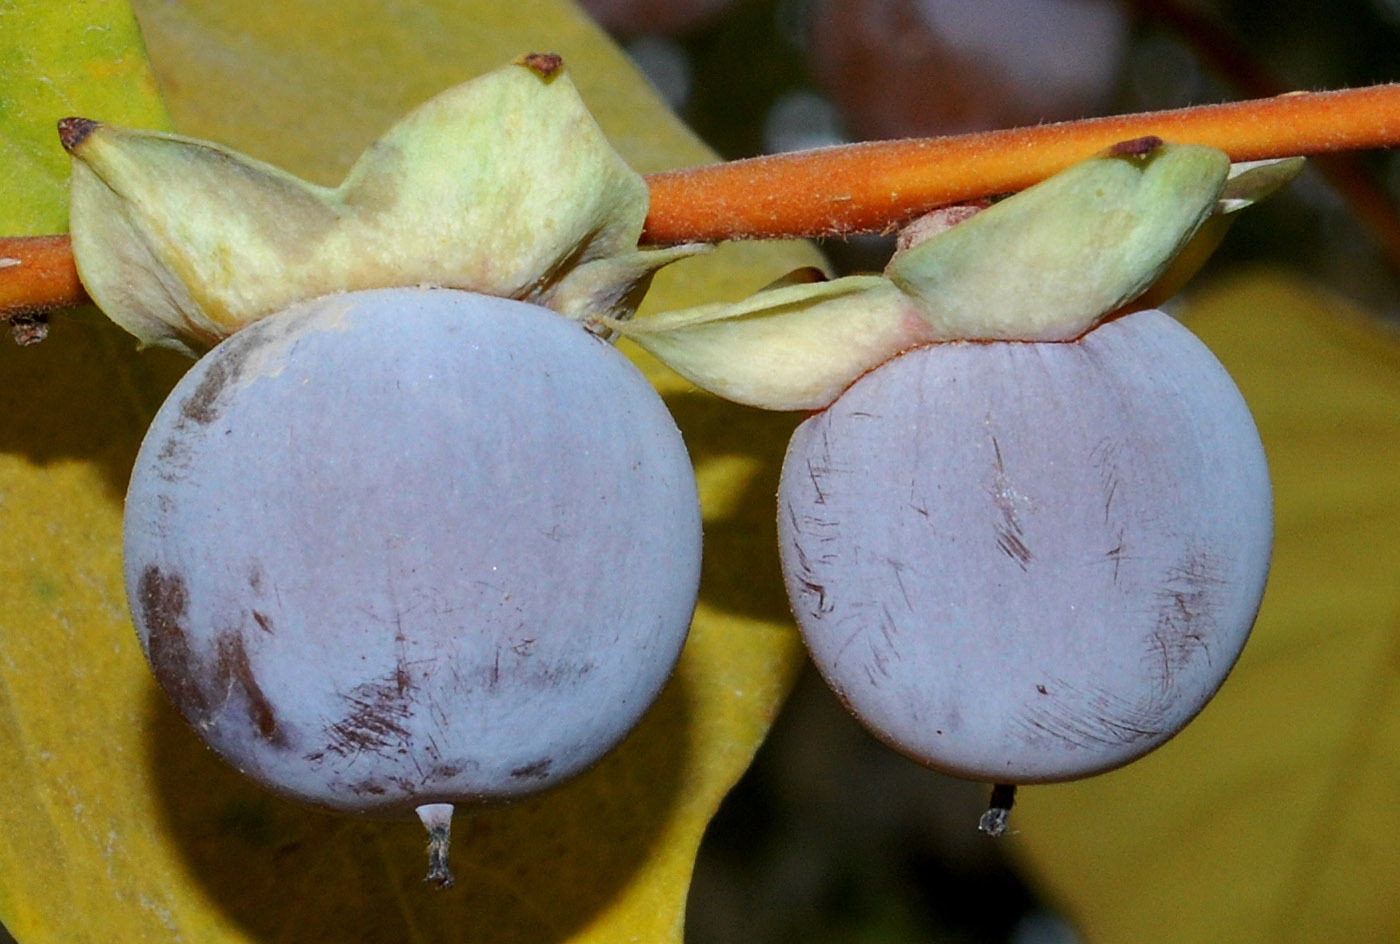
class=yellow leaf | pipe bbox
[0,0,168,233]
[1009,269,1400,944]
[0,1,820,941]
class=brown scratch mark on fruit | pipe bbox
[510,759,553,781]
[996,528,1033,570]
[1090,437,1123,526]
[138,566,209,717]
[807,456,828,504]
[797,576,830,616]
[785,503,833,615]
[1103,478,1119,524]
[866,607,899,683]
[322,660,416,760]
[251,610,275,634]
[214,631,286,747]
[988,437,1032,571]
[1146,545,1227,691]
[1104,531,1130,584]
[888,557,914,613]
[1011,679,1164,751]
[877,602,900,657]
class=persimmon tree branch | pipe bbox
[642,84,1400,243]
[0,235,82,342]
[4,84,1400,327]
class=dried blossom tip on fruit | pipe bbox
[61,56,700,355]
[607,144,1242,411]
[978,784,1017,838]
[418,803,456,889]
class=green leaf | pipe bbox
[1009,269,1400,944]
[0,1,820,941]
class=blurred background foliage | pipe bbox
[572,1,1400,942]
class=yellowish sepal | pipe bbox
[885,143,1231,341]
[616,145,1294,413]
[608,275,929,411]
[64,57,697,354]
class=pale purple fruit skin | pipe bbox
[124,288,701,815]
[778,309,1271,783]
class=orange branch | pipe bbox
[642,85,1400,243]
[0,235,87,323]
[6,85,1400,324]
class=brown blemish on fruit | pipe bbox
[429,763,463,782]
[510,759,553,781]
[180,352,243,425]
[137,566,289,747]
[214,632,287,747]
[252,610,275,634]
[138,566,210,717]
[57,117,98,152]
[347,781,388,796]
[1146,545,1225,692]
[516,52,564,79]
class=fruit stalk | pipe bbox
[3,83,1400,324]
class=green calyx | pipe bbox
[62,54,702,355]
[611,143,1303,412]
